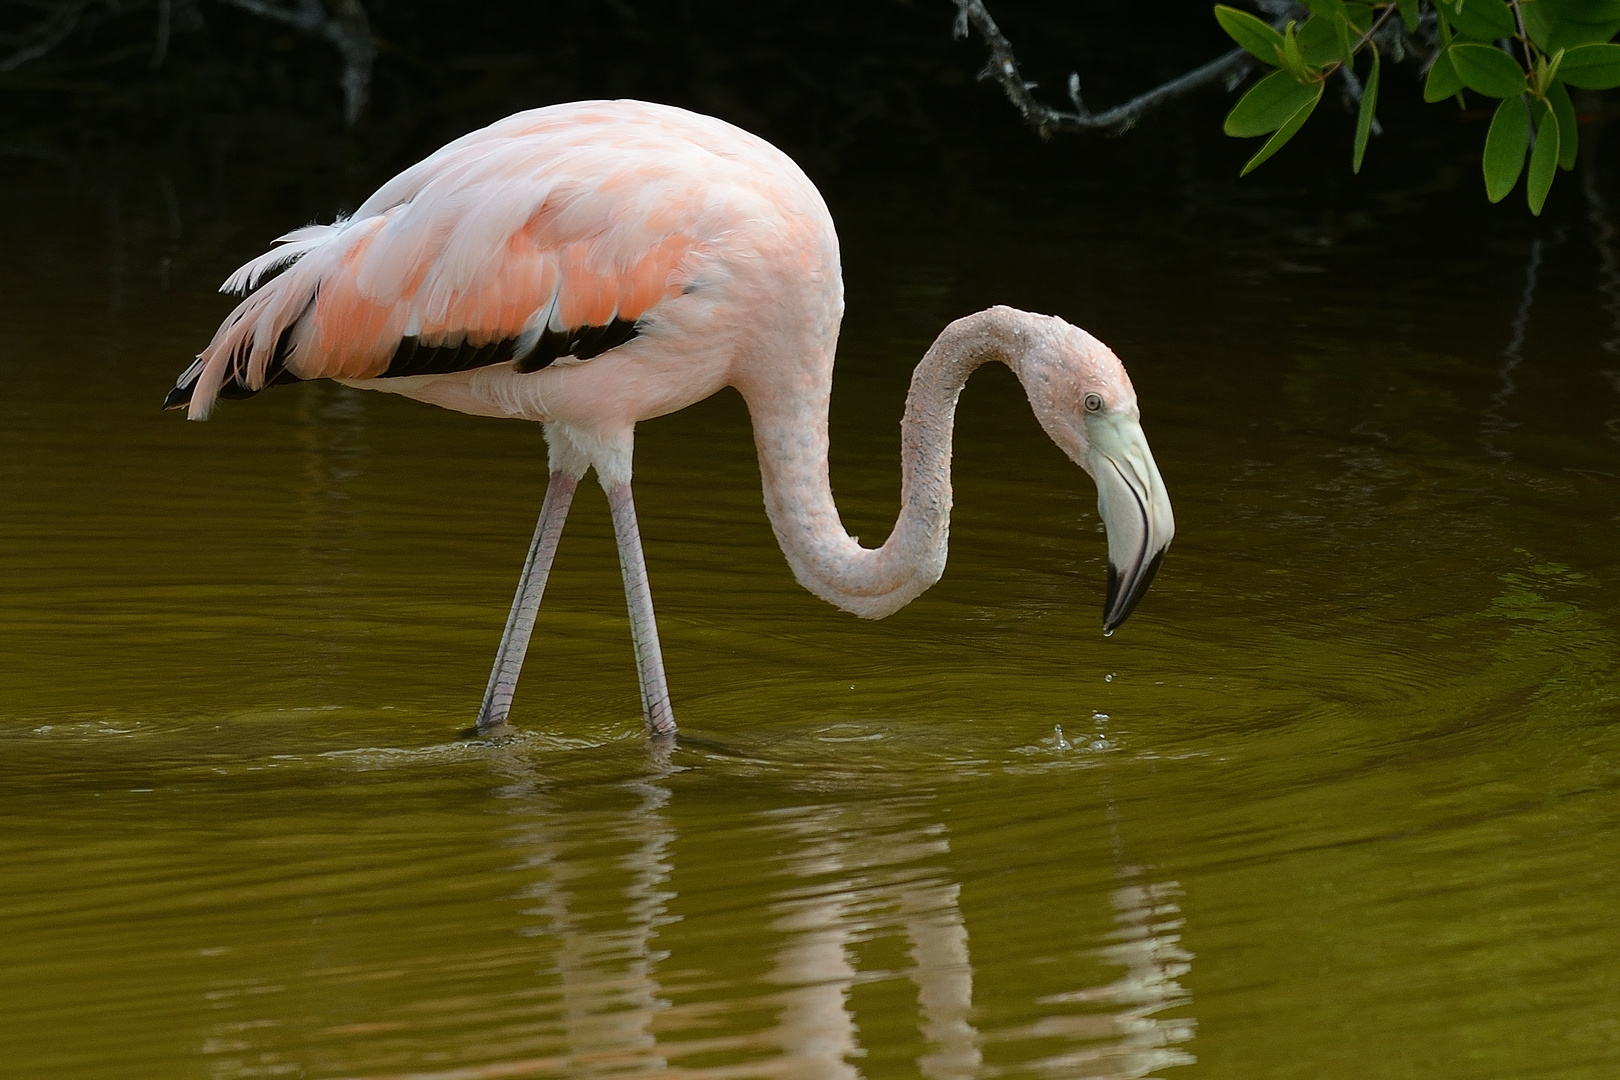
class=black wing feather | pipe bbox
[165,310,641,409]
[379,317,641,379]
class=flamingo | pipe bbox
[165,100,1174,738]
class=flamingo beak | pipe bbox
[1086,412,1174,632]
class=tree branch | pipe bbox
[1,1,97,74]
[219,0,374,124]
[950,0,1253,137]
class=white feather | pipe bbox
[219,223,341,296]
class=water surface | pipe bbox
[2,117,1619,1079]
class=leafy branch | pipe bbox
[1215,2,1400,176]
[955,1,1620,216]
[1218,0,1620,213]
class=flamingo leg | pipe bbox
[605,482,676,736]
[476,471,579,733]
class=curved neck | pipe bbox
[744,308,1034,619]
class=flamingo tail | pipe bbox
[164,227,337,418]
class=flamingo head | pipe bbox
[1010,311,1175,633]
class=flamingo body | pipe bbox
[169,100,1174,737]
[173,102,838,483]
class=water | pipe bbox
[2,114,1619,1079]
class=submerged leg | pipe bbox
[476,471,580,733]
[605,482,676,736]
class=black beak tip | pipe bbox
[1102,549,1166,634]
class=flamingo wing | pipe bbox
[167,105,713,418]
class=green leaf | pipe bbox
[1335,16,1356,64]
[1543,0,1620,17]
[1445,0,1518,42]
[1547,79,1579,169]
[1296,0,1355,64]
[1520,2,1554,51]
[1353,47,1381,174]
[1396,0,1421,32]
[1538,48,1565,93]
[1560,43,1620,90]
[1225,70,1323,136]
[1532,1,1620,51]
[1241,82,1324,175]
[1425,20,1467,102]
[1424,51,1467,101]
[1561,26,1620,49]
[1300,0,1348,21]
[1483,96,1530,203]
[1279,21,1316,81]
[1299,0,1359,62]
[1344,3,1375,32]
[1551,23,1620,50]
[1540,0,1620,48]
[1527,100,1561,215]
[1546,3,1620,51]
[1297,16,1345,67]
[1215,5,1288,66]
[1450,43,1529,97]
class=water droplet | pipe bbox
[1103,628,1113,638]
[1104,672,1115,683]
[1053,724,1071,750]
[1092,712,1109,721]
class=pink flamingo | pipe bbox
[166,100,1174,738]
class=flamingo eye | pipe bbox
[1083,393,1103,413]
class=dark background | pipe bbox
[2,0,1512,186]
[8,0,1582,316]
[3,2,1235,160]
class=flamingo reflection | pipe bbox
[501,758,676,1074]
[477,751,1195,1080]
[1000,873,1195,1078]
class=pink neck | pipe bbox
[743,308,1039,619]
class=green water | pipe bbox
[3,129,1619,1080]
